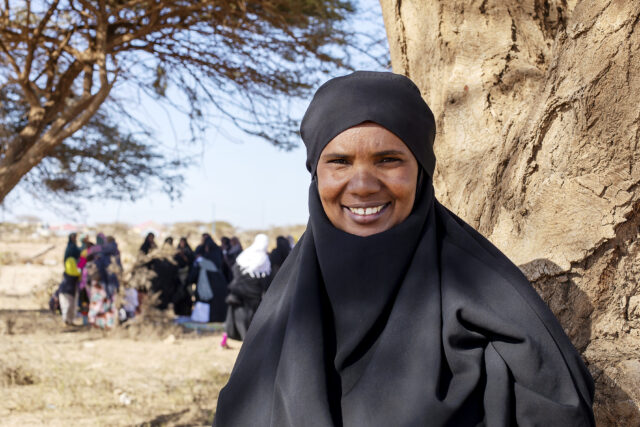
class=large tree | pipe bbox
[380,0,640,424]
[0,0,369,202]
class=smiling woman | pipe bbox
[317,123,419,236]
[213,72,595,427]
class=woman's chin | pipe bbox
[342,218,392,237]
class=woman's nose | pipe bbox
[346,166,381,197]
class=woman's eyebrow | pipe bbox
[374,150,406,156]
[321,152,351,160]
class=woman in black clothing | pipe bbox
[268,235,291,279]
[224,234,271,340]
[175,237,195,268]
[188,234,228,322]
[214,72,595,427]
[226,236,243,267]
[194,234,223,266]
[172,237,195,316]
[139,232,156,255]
[147,254,179,310]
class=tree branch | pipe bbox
[24,0,60,80]
[1,0,9,22]
[0,38,21,76]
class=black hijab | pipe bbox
[199,234,224,268]
[176,237,195,267]
[140,232,156,255]
[214,72,594,426]
[64,233,80,262]
[268,236,292,270]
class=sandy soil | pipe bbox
[0,232,242,426]
[0,309,241,426]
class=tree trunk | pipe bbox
[0,82,111,202]
[380,0,640,424]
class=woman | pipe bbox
[147,244,181,310]
[223,233,272,341]
[139,232,157,255]
[87,235,122,329]
[176,237,195,269]
[86,264,117,330]
[214,72,595,426]
[59,232,81,325]
[226,236,243,267]
[188,234,229,322]
[97,236,122,298]
[77,240,94,323]
[268,235,292,278]
[173,237,195,316]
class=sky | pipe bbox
[3,103,314,229]
[1,1,389,230]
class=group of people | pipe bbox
[53,230,294,335]
[54,232,123,329]
[133,231,294,340]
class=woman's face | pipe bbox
[316,123,419,237]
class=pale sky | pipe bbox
[3,106,313,229]
[1,2,389,230]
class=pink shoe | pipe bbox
[220,332,228,348]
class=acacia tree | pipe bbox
[0,0,365,202]
[380,0,640,424]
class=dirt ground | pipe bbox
[0,308,240,426]
[0,228,242,426]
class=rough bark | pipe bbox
[380,0,640,424]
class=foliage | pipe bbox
[0,0,367,202]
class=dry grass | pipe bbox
[0,309,240,426]
[0,221,305,426]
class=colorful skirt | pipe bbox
[88,283,116,329]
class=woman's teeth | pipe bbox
[349,205,385,216]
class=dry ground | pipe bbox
[0,227,248,426]
[0,309,240,426]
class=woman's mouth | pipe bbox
[343,203,390,224]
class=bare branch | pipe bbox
[0,0,376,203]
[47,80,113,146]
[2,0,9,22]
[24,0,61,79]
[76,0,99,16]
[0,38,21,76]
[25,0,31,36]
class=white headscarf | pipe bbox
[236,234,271,278]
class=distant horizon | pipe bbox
[0,214,308,230]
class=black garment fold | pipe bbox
[224,263,270,340]
[214,181,594,427]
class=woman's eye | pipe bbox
[328,158,349,165]
[380,157,401,163]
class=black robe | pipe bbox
[187,259,229,322]
[224,263,270,341]
[215,70,594,426]
[268,236,291,279]
[148,257,180,310]
[213,181,594,427]
[173,246,195,316]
